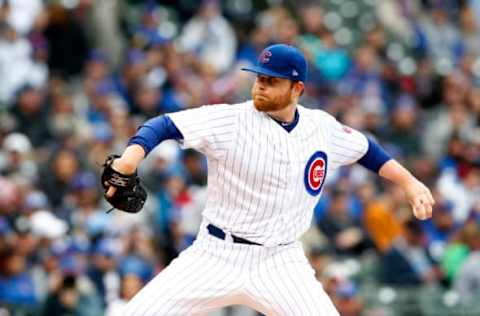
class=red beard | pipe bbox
[252,90,292,112]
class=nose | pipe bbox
[256,80,266,91]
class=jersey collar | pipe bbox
[270,108,299,133]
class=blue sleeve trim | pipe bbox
[357,137,392,173]
[127,115,183,156]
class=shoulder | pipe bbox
[202,102,251,122]
[298,105,336,126]
[200,101,251,112]
[211,100,258,117]
[168,102,248,117]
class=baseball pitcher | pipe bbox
[101,44,434,315]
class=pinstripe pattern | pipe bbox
[124,230,339,315]
[328,116,368,168]
[127,101,370,315]
[248,235,340,316]
[168,101,368,245]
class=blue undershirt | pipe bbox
[270,109,300,133]
[357,137,392,173]
[127,115,391,173]
[128,115,183,155]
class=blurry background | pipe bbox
[1,0,480,315]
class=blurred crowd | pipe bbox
[1,0,480,315]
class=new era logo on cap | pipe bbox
[241,43,308,82]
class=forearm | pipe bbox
[114,144,146,174]
[356,137,416,187]
[114,115,183,174]
[378,159,416,186]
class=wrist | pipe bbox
[399,172,418,188]
[379,160,417,187]
[112,158,137,175]
[113,144,146,175]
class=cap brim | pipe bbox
[241,66,292,80]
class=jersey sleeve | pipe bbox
[166,104,239,159]
[327,116,369,170]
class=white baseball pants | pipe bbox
[123,227,339,316]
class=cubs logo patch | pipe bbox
[304,151,328,196]
[259,50,272,64]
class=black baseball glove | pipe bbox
[101,154,147,213]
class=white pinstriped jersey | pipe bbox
[167,100,368,246]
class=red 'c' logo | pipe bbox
[259,51,272,64]
[309,158,325,190]
[304,151,328,196]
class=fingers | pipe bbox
[105,185,117,198]
[419,182,435,203]
[412,194,433,220]
[427,190,435,206]
[423,188,434,218]
[407,181,435,220]
[413,203,427,220]
[425,202,433,219]
[419,198,433,219]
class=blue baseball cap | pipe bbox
[241,44,307,82]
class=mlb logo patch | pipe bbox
[342,125,353,134]
[304,151,328,196]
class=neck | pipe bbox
[267,102,297,123]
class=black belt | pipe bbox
[207,224,262,246]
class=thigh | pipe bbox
[247,246,339,316]
[123,245,242,316]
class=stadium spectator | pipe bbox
[0,1,480,314]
